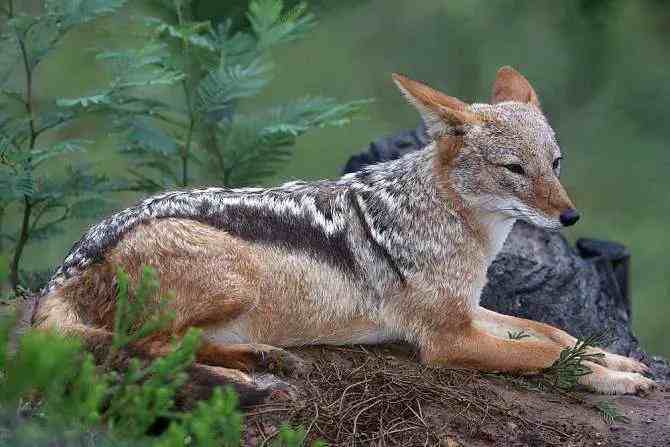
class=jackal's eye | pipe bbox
[503,164,525,175]
[552,157,562,171]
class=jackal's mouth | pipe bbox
[503,202,563,231]
[519,212,563,232]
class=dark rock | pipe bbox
[343,125,669,381]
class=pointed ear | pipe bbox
[491,66,541,109]
[392,73,482,138]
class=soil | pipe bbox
[244,344,670,447]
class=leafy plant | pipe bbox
[109,266,174,357]
[156,387,243,447]
[270,425,328,447]
[0,0,127,290]
[1,0,367,289]
[594,400,629,425]
[58,0,369,190]
[539,333,607,391]
[0,266,322,445]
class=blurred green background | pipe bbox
[17,0,670,356]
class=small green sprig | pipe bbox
[540,333,608,391]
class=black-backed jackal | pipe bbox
[32,67,654,395]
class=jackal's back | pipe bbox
[44,180,359,295]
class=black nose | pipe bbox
[559,209,580,226]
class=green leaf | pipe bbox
[57,92,113,108]
[0,87,25,105]
[0,37,20,84]
[110,266,174,353]
[207,96,368,187]
[6,14,59,71]
[123,117,178,155]
[116,116,184,190]
[248,0,316,50]
[507,330,531,340]
[165,386,243,447]
[539,332,608,391]
[0,133,14,157]
[197,57,272,114]
[30,139,91,167]
[46,0,128,28]
[595,400,630,424]
[120,68,186,89]
[205,21,258,67]
[146,17,215,51]
[6,14,40,37]
[97,43,185,89]
[0,166,35,199]
[36,110,77,134]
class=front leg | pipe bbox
[420,323,655,395]
[474,307,650,374]
[420,323,564,374]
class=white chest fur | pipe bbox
[477,212,516,262]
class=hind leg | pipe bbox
[37,314,291,402]
[109,219,308,376]
[183,363,297,407]
[196,342,308,376]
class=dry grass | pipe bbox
[246,345,592,446]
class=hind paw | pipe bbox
[253,346,310,377]
[251,373,299,400]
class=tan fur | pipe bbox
[204,244,384,348]
[434,135,489,246]
[525,175,575,220]
[422,324,564,374]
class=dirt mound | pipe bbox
[245,345,670,447]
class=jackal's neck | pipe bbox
[345,145,467,274]
[427,142,517,263]
[345,143,513,276]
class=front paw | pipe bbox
[596,349,650,374]
[580,364,656,395]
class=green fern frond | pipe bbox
[0,166,35,199]
[248,0,316,50]
[57,91,114,109]
[111,266,174,353]
[209,96,369,187]
[146,17,215,51]
[595,400,629,424]
[207,20,256,58]
[539,332,608,391]
[97,43,186,90]
[197,57,273,114]
[46,0,128,27]
[30,139,91,167]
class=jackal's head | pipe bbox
[393,66,578,230]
